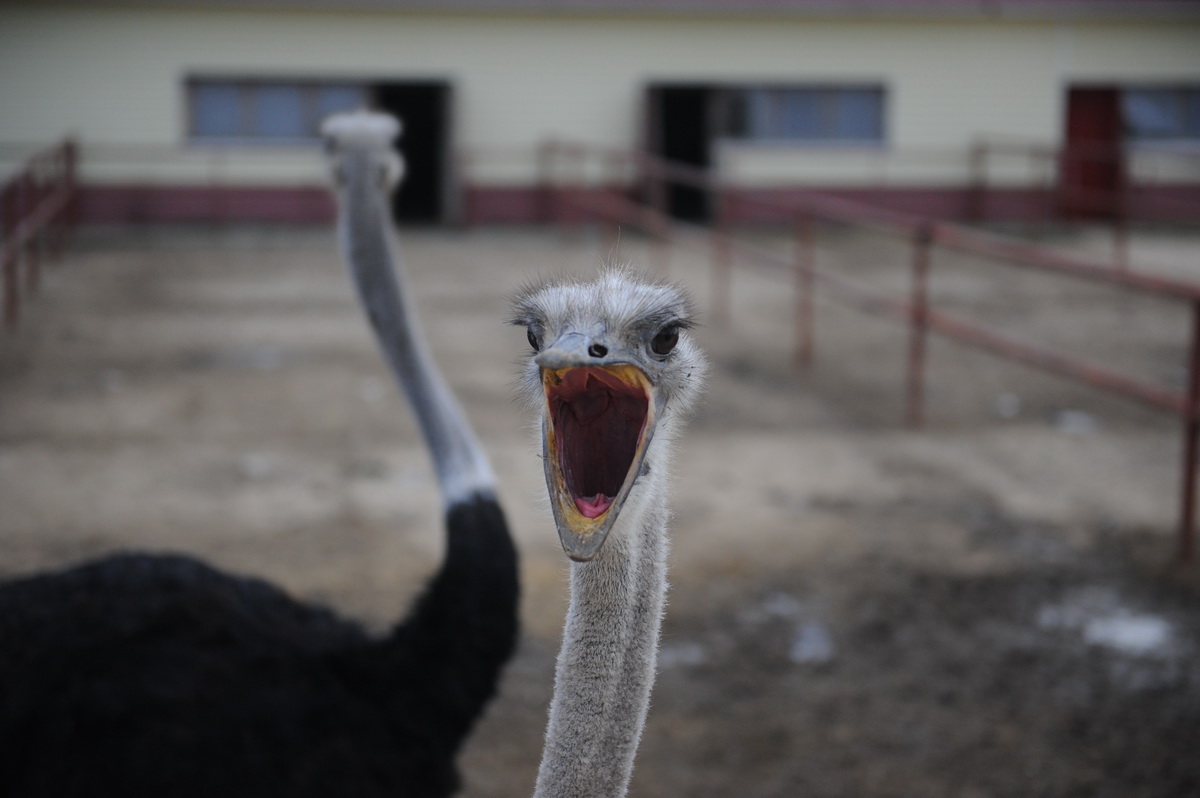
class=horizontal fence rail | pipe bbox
[2,140,78,331]
[540,140,1200,563]
[973,137,1200,221]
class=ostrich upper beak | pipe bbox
[537,336,656,562]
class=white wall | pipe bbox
[1,5,1198,187]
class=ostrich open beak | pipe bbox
[538,360,656,562]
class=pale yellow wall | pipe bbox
[1,5,1198,187]
[717,18,1200,186]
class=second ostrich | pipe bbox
[0,112,517,797]
[512,269,707,797]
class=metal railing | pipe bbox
[972,138,1200,218]
[2,140,78,331]
[540,141,1200,562]
[969,138,1200,269]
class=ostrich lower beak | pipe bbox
[541,363,655,562]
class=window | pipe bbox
[187,79,369,143]
[1124,87,1200,143]
[723,86,885,145]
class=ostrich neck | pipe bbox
[336,177,494,505]
[333,158,518,747]
[534,480,670,798]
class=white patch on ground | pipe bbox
[790,621,836,664]
[1037,586,1174,657]
[1053,409,1099,435]
[237,451,278,482]
[1082,614,1173,656]
[761,592,803,618]
[738,592,838,665]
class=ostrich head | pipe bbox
[512,268,706,561]
[321,111,406,200]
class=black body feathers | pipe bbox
[0,494,518,798]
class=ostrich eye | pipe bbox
[651,326,678,356]
[527,328,540,352]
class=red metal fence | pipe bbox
[972,138,1200,223]
[2,140,78,331]
[542,142,1200,563]
[969,139,1200,270]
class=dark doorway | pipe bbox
[1061,86,1124,219]
[645,84,718,221]
[373,81,451,223]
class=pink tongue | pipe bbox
[573,493,613,519]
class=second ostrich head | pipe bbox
[512,268,706,561]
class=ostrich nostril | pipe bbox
[588,343,608,359]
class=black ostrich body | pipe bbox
[0,498,516,797]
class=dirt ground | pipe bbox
[3,222,1200,797]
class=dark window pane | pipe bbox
[732,86,884,144]
[190,79,369,142]
[317,84,366,119]
[777,91,823,139]
[723,91,749,138]
[192,83,242,138]
[1125,89,1180,139]
[255,85,307,138]
[745,89,772,138]
[837,90,883,141]
[1182,91,1200,137]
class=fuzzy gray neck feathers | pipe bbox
[533,473,670,798]
[329,138,495,507]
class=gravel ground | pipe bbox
[2,223,1199,797]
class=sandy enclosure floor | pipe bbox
[3,224,1200,796]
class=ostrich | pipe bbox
[0,111,518,798]
[511,267,707,797]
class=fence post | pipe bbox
[710,183,732,327]
[3,180,17,331]
[64,140,79,231]
[1113,164,1130,273]
[536,140,554,225]
[794,211,816,368]
[1036,146,1053,238]
[1178,300,1200,563]
[212,148,229,228]
[1113,214,1130,274]
[26,166,43,295]
[561,143,586,241]
[967,141,987,222]
[19,169,35,305]
[547,142,574,240]
[906,222,934,428]
[643,154,672,274]
[603,149,627,252]
[644,153,667,221]
[2,141,79,334]
[453,149,472,229]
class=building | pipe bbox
[2,0,1199,225]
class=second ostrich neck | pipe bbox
[534,475,670,798]
[340,183,493,505]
